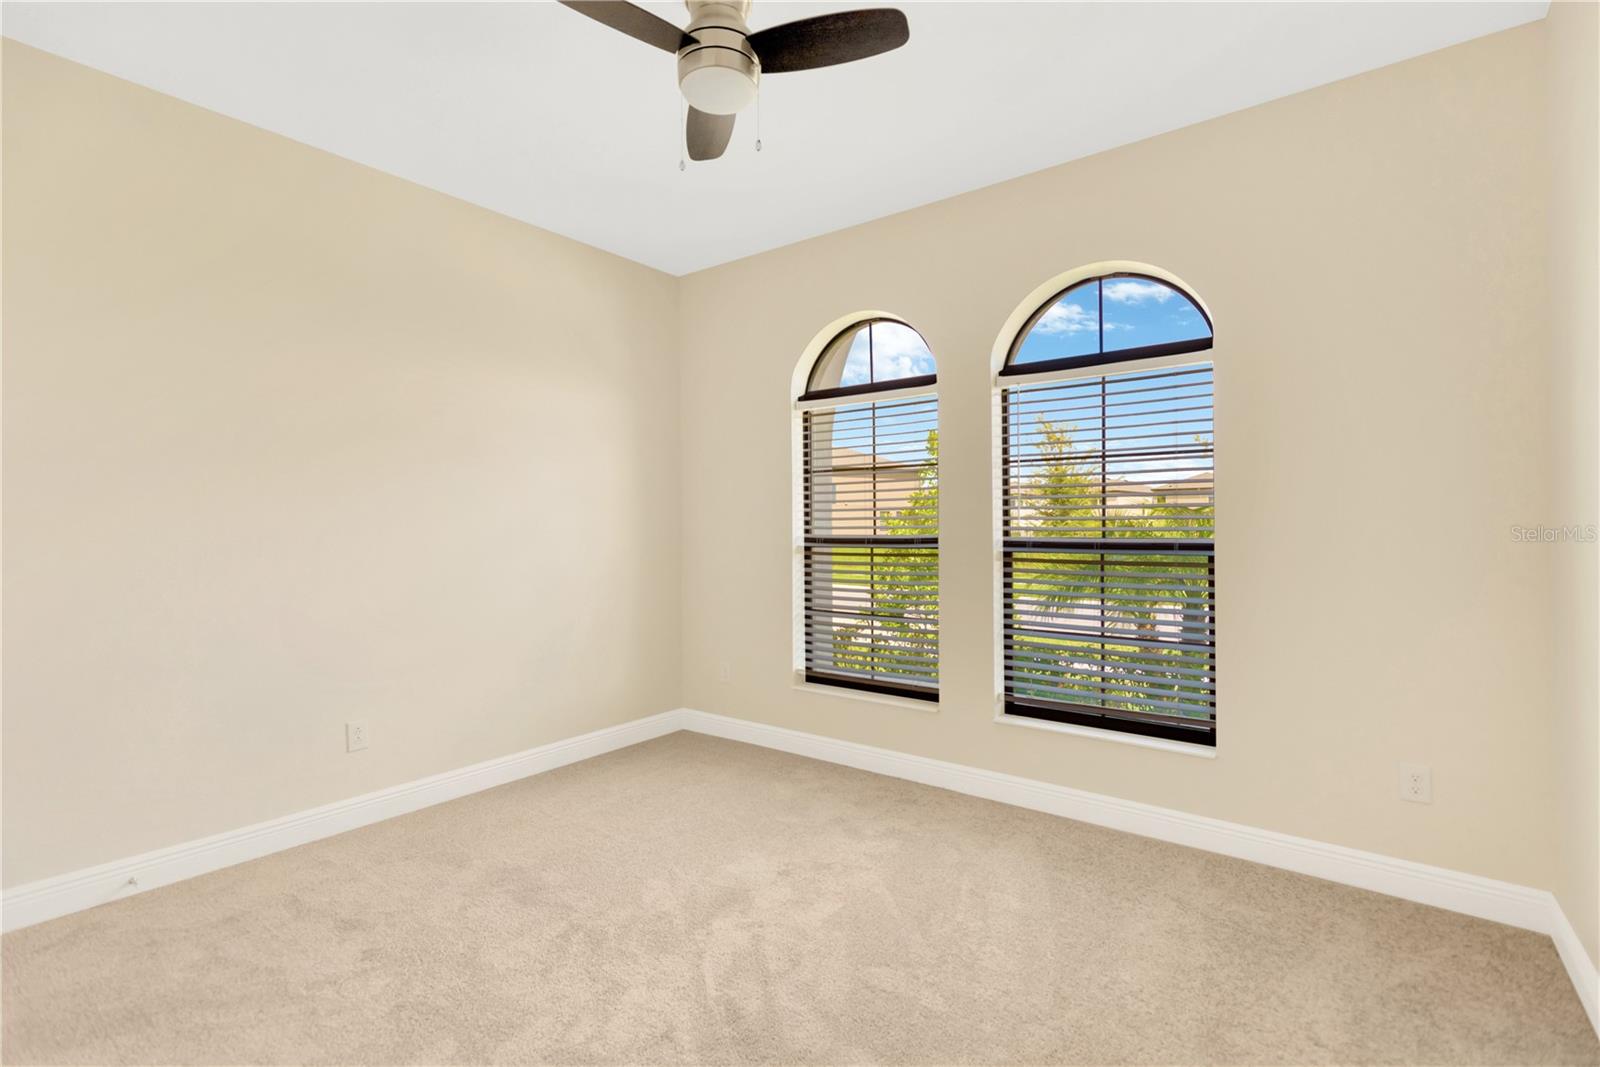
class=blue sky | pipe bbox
[818,296,1212,476]
[1003,366,1215,482]
[827,280,1208,390]
[1013,278,1209,365]
[836,322,937,387]
[821,364,1214,482]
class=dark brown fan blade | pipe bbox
[746,8,908,74]
[686,107,736,161]
[558,1,693,53]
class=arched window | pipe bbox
[797,319,939,700]
[997,271,1215,745]
[1004,273,1213,373]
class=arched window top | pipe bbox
[1003,273,1212,376]
[801,318,936,401]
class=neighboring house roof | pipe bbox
[811,446,927,535]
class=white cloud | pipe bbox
[869,323,935,378]
[1034,301,1097,335]
[838,323,934,385]
[875,351,935,378]
[838,330,873,386]
[1102,280,1173,305]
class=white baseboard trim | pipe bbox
[5,704,1594,1040]
[1,708,688,934]
[1551,894,1600,1036]
[679,708,1600,1038]
[678,710,1547,927]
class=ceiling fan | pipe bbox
[557,1,910,161]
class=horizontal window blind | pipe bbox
[802,394,938,699]
[1000,363,1215,743]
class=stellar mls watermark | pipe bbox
[1511,523,1598,543]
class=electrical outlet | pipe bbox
[346,720,370,753]
[718,661,731,684]
[1398,762,1431,803]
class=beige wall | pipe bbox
[4,11,1595,936]
[1,41,682,888]
[1547,0,1600,969]
[680,23,1564,892]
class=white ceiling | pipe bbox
[2,1,1548,275]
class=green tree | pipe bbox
[1004,421,1214,720]
[826,430,939,682]
[822,418,1213,720]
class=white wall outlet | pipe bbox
[1399,762,1432,803]
[346,721,370,753]
[718,661,731,684]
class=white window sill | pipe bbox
[993,712,1217,758]
[792,681,940,714]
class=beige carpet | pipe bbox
[3,732,1596,1066]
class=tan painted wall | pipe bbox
[679,24,1562,891]
[0,41,683,888]
[1547,0,1600,970]
[3,13,1593,927]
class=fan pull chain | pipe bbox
[679,94,686,171]
[755,89,763,152]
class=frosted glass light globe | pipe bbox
[680,64,756,115]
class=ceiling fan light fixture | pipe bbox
[679,62,757,115]
[559,0,911,159]
[676,17,760,116]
